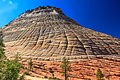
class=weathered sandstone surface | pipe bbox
[20,58,120,80]
[1,6,120,59]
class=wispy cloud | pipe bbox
[0,1,17,14]
[2,0,6,2]
[8,1,13,5]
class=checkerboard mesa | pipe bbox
[2,6,120,60]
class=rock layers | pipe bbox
[2,6,120,59]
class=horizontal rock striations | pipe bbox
[2,6,120,59]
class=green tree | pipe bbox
[0,60,21,80]
[0,32,5,60]
[60,57,71,80]
[96,68,104,80]
[49,68,54,79]
[0,47,5,59]
[0,30,21,80]
[28,58,33,71]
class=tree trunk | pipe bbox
[64,67,67,80]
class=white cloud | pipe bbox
[8,1,13,5]
[2,0,6,2]
[1,0,13,5]
[0,3,18,14]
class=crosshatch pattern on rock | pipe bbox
[2,6,120,59]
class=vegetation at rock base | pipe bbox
[0,30,116,80]
[28,58,33,71]
[49,68,54,79]
[48,68,60,80]
[0,31,23,80]
[60,57,71,80]
[18,72,27,80]
[96,68,104,80]
[0,31,5,60]
[0,48,21,80]
[0,59,21,80]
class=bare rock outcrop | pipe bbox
[2,6,120,59]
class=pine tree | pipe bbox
[28,58,33,71]
[49,68,54,79]
[60,57,71,80]
[96,68,104,80]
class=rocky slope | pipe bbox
[20,58,120,80]
[2,6,120,59]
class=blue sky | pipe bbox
[0,0,120,38]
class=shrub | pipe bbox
[96,68,104,80]
[0,59,21,80]
[0,31,21,80]
[49,68,54,79]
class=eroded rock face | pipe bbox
[2,6,120,59]
[20,59,120,80]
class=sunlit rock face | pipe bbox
[2,6,120,59]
